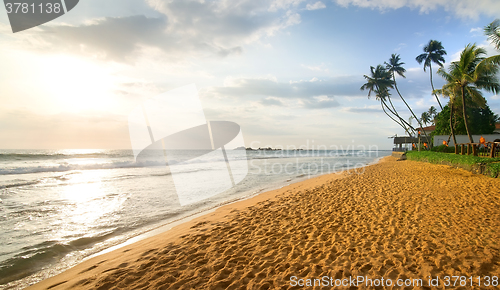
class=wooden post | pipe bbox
[467,144,471,155]
[473,144,478,156]
[418,132,421,152]
[461,144,465,155]
[455,144,458,154]
[491,142,497,158]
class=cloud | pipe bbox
[306,1,326,10]
[302,63,329,72]
[301,95,340,109]
[25,0,305,62]
[344,106,382,113]
[332,0,500,20]
[470,27,484,37]
[470,27,482,33]
[0,109,129,149]
[260,97,286,106]
[394,43,406,51]
[37,16,168,62]
[203,75,365,100]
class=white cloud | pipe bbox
[470,27,482,33]
[300,95,340,109]
[343,105,381,113]
[202,75,365,106]
[301,63,329,72]
[470,27,484,37]
[20,0,305,62]
[394,43,407,51]
[306,1,326,10]
[260,96,286,106]
[332,0,500,20]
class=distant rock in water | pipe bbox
[233,146,246,150]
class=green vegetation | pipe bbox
[430,144,455,153]
[406,151,500,178]
[432,105,499,136]
[485,19,500,50]
[363,20,500,151]
[436,44,500,144]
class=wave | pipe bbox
[0,156,247,176]
[0,180,41,189]
[0,151,127,161]
[0,160,167,176]
[0,231,117,285]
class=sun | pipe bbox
[40,55,116,113]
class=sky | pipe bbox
[1,0,500,150]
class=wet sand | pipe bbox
[28,156,500,289]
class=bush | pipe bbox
[430,144,455,153]
[485,162,500,178]
[406,151,500,178]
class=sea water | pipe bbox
[0,149,390,289]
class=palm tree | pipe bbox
[416,40,447,110]
[485,19,500,50]
[360,65,415,135]
[385,54,429,143]
[421,111,430,126]
[428,106,437,124]
[434,86,458,146]
[483,19,500,65]
[437,44,500,144]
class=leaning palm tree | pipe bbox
[416,40,447,110]
[385,54,429,143]
[360,65,415,136]
[437,44,500,144]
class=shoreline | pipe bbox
[3,152,385,290]
[27,156,500,289]
[81,154,377,261]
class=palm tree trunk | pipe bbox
[384,103,416,134]
[374,83,416,134]
[449,102,458,146]
[386,95,412,135]
[393,76,431,146]
[461,87,474,143]
[429,65,444,110]
[380,100,413,137]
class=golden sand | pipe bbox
[28,157,500,289]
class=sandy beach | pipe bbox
[27,156,500,289]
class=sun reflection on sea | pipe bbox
[53,169,126,241]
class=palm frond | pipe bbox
[485,19,500,50]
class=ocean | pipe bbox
[0,149,390,289]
